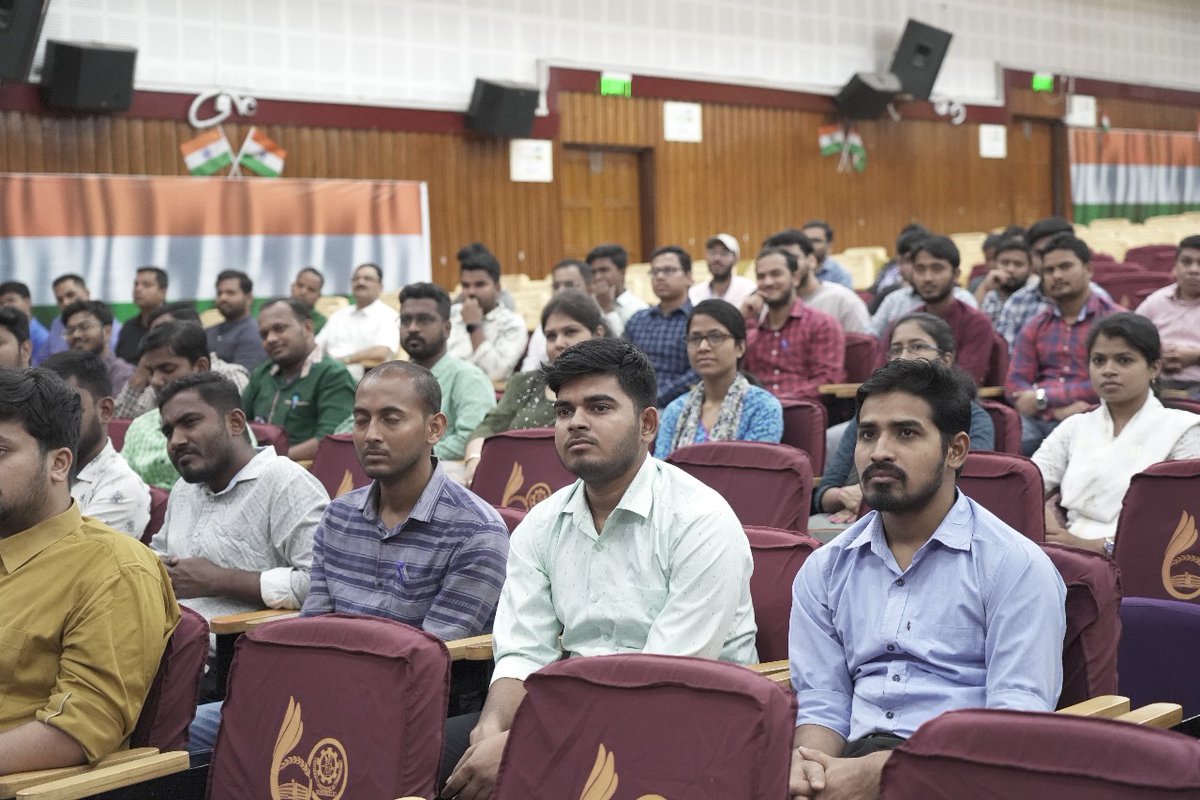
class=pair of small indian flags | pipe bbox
[179,127,286,177]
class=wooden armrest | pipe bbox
[747,660,789,675]
[445,634,494,661]
[296,459,314,470]
[1056,695,1130,718]
[978,386,1005,398]
[818,383,862,399]
[0,749,160,798]
[764,672,791,689]
[14,751,187,799]
[1115,703,1184,728]
[211,608,297,635]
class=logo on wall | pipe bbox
[1162,511,1200,601]
[271,696,349,800]
[501,462,552,510]
[579,743,667,800]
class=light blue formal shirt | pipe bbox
[789,491,1066,741]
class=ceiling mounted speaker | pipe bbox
[40,39,137,112]
[834,72,901,119]
[0,0,50,82]
[889,19,953,101]
[465,78,539,138]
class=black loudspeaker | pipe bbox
[834,72,901,119]
[889,19,953,101]
[0,0,50,81]
[40,39,137,112]
[465,78,538,138]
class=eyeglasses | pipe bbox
[62,321,101,338]
[649,266,683,278]
[887,342,943,359]
[684,331,734,348]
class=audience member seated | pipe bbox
[290,266,328,334]
[788,359,1065,799]
[1033,313,1200,554]
[243,298,357,462]
[0,306,32,369]
[1136,235,1200,398]
[441,339,756,797]
[688,233,756,308]
[867,224,930,311]
[0,368,177,773]
[587,242,648,329]
[740,246,845,399]
[447,243,529,382]
[868,232,979,337]
[0,281,49,365]
[976,238,1034,325]
[114,266,168,365]
[43,350,150,537]
[153,372,326,628]
[60,299,133,395]
[463,290,607,485]
[313,262,399,381]
[205,269,267,372]
[968,225,1026,293]
[113,303,249,420]
[1006,233,1122,456]
[814,313,994,528]
[46,274,121,357]
[520,258,622,371]
[624,245,700,407]
[655,298,783,458]
[802,219,855,289]
[763,228,869,333]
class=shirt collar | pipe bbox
[0,501,81,575]
[358,457,445,531]
[270,346,321,379]
[209,447,276,497]
[1169,283,1200,304]
[757,296,807,329]
[654,299,692,318]
[74,438,117,485]
[561,453,656,530]
[1050,291,1102,322]
[847,490,974,561]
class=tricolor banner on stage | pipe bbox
[0,174,431,307]
[1070,128,1200,223]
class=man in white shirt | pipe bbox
[586,242,649,329]
[763,228,870,333]
[442,338,756,798]
[447,243,529,381]
[43,349,150,538]
[689,233,756,309]
[315,263,400,381]
[520,259,623,371]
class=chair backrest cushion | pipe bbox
[470,428,576,510]
[248,422,290,457]
[978,399,1022,454]
[780,399,828,475]
[309,434,370,499]
[958,451,1045,541]
[1114,458,1200,603]
[131,606,209,751]
[843,332,879,383]
[1118,597,1200,718]
[142,486,169,545]
[109,417,132,452]
[745,526,821,662]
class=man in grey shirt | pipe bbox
[206,270,268,372]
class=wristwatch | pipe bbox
[466,322,483,334]
[1034,386,1048,411]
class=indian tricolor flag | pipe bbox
[1070,128,1200,223]
[180,129,234,176]
[818,124,845,157]
[237,127,286,178]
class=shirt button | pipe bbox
[887,644,895,652]
[774,369,780,375]
[892,674,900,682]
[886,711,895,719]
[771,350,777,356]
[895,578,905,587]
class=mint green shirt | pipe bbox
[430,355,496,461]
[491,455,758,683]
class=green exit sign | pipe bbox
[1031,72,1054,93]
[600,71,632,97]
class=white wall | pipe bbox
[35,0,1200,110]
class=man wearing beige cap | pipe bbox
[689,233,757,308]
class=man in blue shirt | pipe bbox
[623,245,697,407]
[0,281,49,365]
[789,359,1066,799]
[802,219,855,289]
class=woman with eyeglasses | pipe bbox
[654,298,782,458]
[813,312,995,529]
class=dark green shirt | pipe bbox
[467,369,556,441]
[242,351,356,445]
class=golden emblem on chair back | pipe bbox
[271,696,349,800]
[1162,511,1200,601]
[500,462,553,510]
[578,743,667,800]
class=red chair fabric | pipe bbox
[843,332,879,383]
[1163,397,1200,415]
[981,331,1009,388]
[780,398,828,475]
[667,441,814,533]
[1094,271,1171,308]
[880,707,1200,799]
[210,614,450,800]
[141,486,169,545]
[978,399,1022,454]
[1113,458,1200,603]
[1041,542,1122,708]
[494,505,527,534]
[249,421,289,457]
[109,417,132,452]
[745,526,820,662]
[1125,244,1178,273]
[131,606,209,751]
[493,654,796,800]
[958,451,1045,541]
[1090,260,1144,278]
[1119,597,1200,718]
[469,428,575,510]
[309,434,370,499]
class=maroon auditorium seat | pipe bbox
[131,606,209,751]
[1125,244,1178,273]
[843,332,878,383]
[109,417,132,452]
[248,422,289,457]
[957,451,1045,541]
[981,331,1009,388]
[309,434,370,499]
[470,428,574,510]
[142,486,169,544]
[978,399,1022,454]
[1094,271,1171,308]
[745,526,821,662]
[780,398,827,475]
[1113,459,1200,604]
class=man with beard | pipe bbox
[976,238,1034,325]
[0,306,32,369]
[43,350,150,537]
[624,245,699,407]
[153,372,326,629]
[60,300,133,395]
[904,236,994,385]
[788,359,1066,800]
[114,267,168,365]
[801,220,855,289]
[689,233,756,308]
[206,270,267,372]
[762,228,869,333]
[0,368,177,772]
[741,246,845,399]
[394,283,495,462]
[447,244,528,382]
[315,263,400,381]
[441,339,757,799]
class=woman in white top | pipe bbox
[1035,312,1200,554]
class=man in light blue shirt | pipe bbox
[789,358,1066,799]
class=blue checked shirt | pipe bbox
[817,257,855,289]
[624,300,698,407]
[301,460,510,640]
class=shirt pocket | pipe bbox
[0,627,28,686]
[610,584,669,649]
[910,618,985,663]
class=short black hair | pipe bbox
[763,228,815,256]
[586,243,629,270]
[553,258,592,284]
[298,266,325,287]
[540,290,606,334]
[1177,235,1200,258]
[158,371,242,418]
[1087,311,1162,365]
[542,338,657,414]
[0,306,30,344]
[0,367,81,457]
[148,302,202,325]
[994,237,1031,260]
[649,245,691,274]
[0,281,31,298]
[61,299,114,327]
[261,297,314,324]
[855,358,973,448]
[139,320,209,363]
[52,274,86,290]
[756,246,800,274]
[361,360,442,416]
[399,282,452,322]
[801,220,833,241]
[137,266,169,290]
[217,270,253,294]
[1039,233,1091,264]
[457,243,502,284]
[1025,216,1073,249]
[896,226,931,258]
[354,263,383,282]
[912,235,961,270]
[42,349,112,400]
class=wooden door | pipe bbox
[560,147,645,261]
[1008,118,1056,224]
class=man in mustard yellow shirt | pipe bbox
[0,368,179,772]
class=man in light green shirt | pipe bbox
[441,339,756,797]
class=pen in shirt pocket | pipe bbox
[396,561,407,583]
